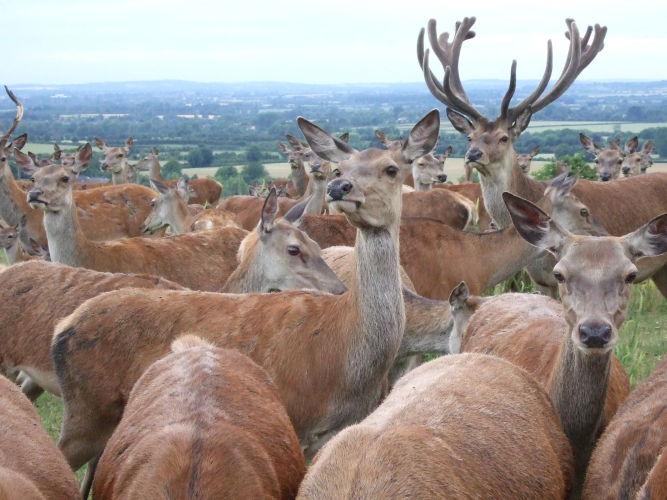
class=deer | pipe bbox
[517,145,540,174]
[0,216,45,264]
[582,358,667,499]
[0,374,80,499]
[94,136,137,184]
[297,353,573,498]
[411,148,451,191]
[583,356,666,499]
[92,336,305,500]
[141,177,240,235]
[580,134,624,181]
[135,148,222,204]
[460,192,667,493]
[621,136,655,177]
[446,281,489,354]
[51,110,440,482]
[419,17,667,297]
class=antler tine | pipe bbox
[1,86,24,148]
[448,17,476,100]
[500,61,517,119]
[508,40,553,119]
[530,20,583,113]
[578,24,607,75]
[422,50,484,121]
[417,28,426,70]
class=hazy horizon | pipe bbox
[4,0,667,85]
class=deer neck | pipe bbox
[400,288,452,358]
[303,181,326,216]
[43,193,88,266]
[483,226,542,287]
[343,220,405,400]
[480,150,545,228]
[3,242,19,264]
[547,331,612,491]
[111,159,130,184]
[0,165,28,226]
[149,158,164,181]
[292,161,308,197]
[169,201,194,235]
[221,238,263,293]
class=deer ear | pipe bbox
[625,136,639,154]
[338,132,350,144]
[125,137,134,150]
[510,108,532,137]
[260,188,279,232]
[642,141,655,156]
[579,133,599,154]
[402,109,440,162]
[150,178,170,194]
[622,214,667,260]
[530,146,540,157]
[76,143,93,169]
[448,281,470,309]
[13,148,37,173]
[446,108,474,135]
[94,138,106,150]
[546,171,577,204]
[502,192,569,256]
[12,133,28,151]
[297,118,354,163]
[443,145,453,157]
[176,176,190,201]
[375,130,388,145]
[278,143,289,155]
[283,196,309,225]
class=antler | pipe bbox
[0,86,24,148]
[418,17,484,121]
[507,20,606,119]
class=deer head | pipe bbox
[545,172,607,236]
[579,134,624,181]
[0,87,27,178]
[622,137,654,177]
[95,137,134,180]
[299,110,440,230]
[0,218,19,252]
[54,143,93,176]
[504,192,667,353]
[412,146,451,191]
[418,17,606,222]
[235,188,347,294]
[142,177,191,234]
[26,164,74,213]
[517,146,540,174]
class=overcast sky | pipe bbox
[4,0,666,84]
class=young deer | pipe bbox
[580,134,625,181]
[411,149,451,191]
[0,374,80,499]
[583,356,667,499]
[419,18,667,296]
[93,336,305,500]
[517,145,540,174]
[95,136,136,184]
[51,111,440,477]
[135,148,222,204]
[461,193,667,492]
[0,216,45,264]
[447,281,489,354]
[621,136,655,177]
[297,354,573,498]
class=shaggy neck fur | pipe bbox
[43,194,86,267]
[548,333,612,495]
[401,289,452,357]
[0,167,23,226]
[303,181,326,216]
[221,232,264,293]
[169,201,194,235]
[291,161,308,197]
[148,157,163,181]
[480,150,545,228]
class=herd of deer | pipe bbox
[0,15,665,500]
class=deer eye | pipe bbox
[617,159,623,164]
[625,271,637,284]
[580,208,589,217]
[385,166,399,178]
[149,199,156,207]
[60,176,70,183]
[499,136,509,144]
[0,157,6,162]
[287,245,300,256]
[30,177,35,183]
[553,271,565,283]
[332,169,342,178]
[117,154,123,158]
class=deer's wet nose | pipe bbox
[466,148,482,162]
[327,179,353,201]
[599,173,611,182]
[437,174,448,183]
[27,189,43,202]
[578,321,613,348]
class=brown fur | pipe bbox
[298,354,573,498]
[0,261,185,398]
[583,356,667,499]
[434,181,491,229]
[0,375,79,499]
[401,189,472,229]
[217,195,299,230]
[300,214,538,299]
[93,339,304,500]
[52,111,440,474]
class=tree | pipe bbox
[532,153,597,181]
[245,145,262,163]
[162,160,183,180]
[241,162,269,184]
[222,175,249,197]
[187,146,214,167]
[214,165,238,184]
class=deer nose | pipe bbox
[578,321,613,348]
[622,166,630,175]
[27,189,43,202]
[327,179,353,201]
[600,173,611,181]
[437,174,448,183]
[466,148,482,162]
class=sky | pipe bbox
[2,0,667,85]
